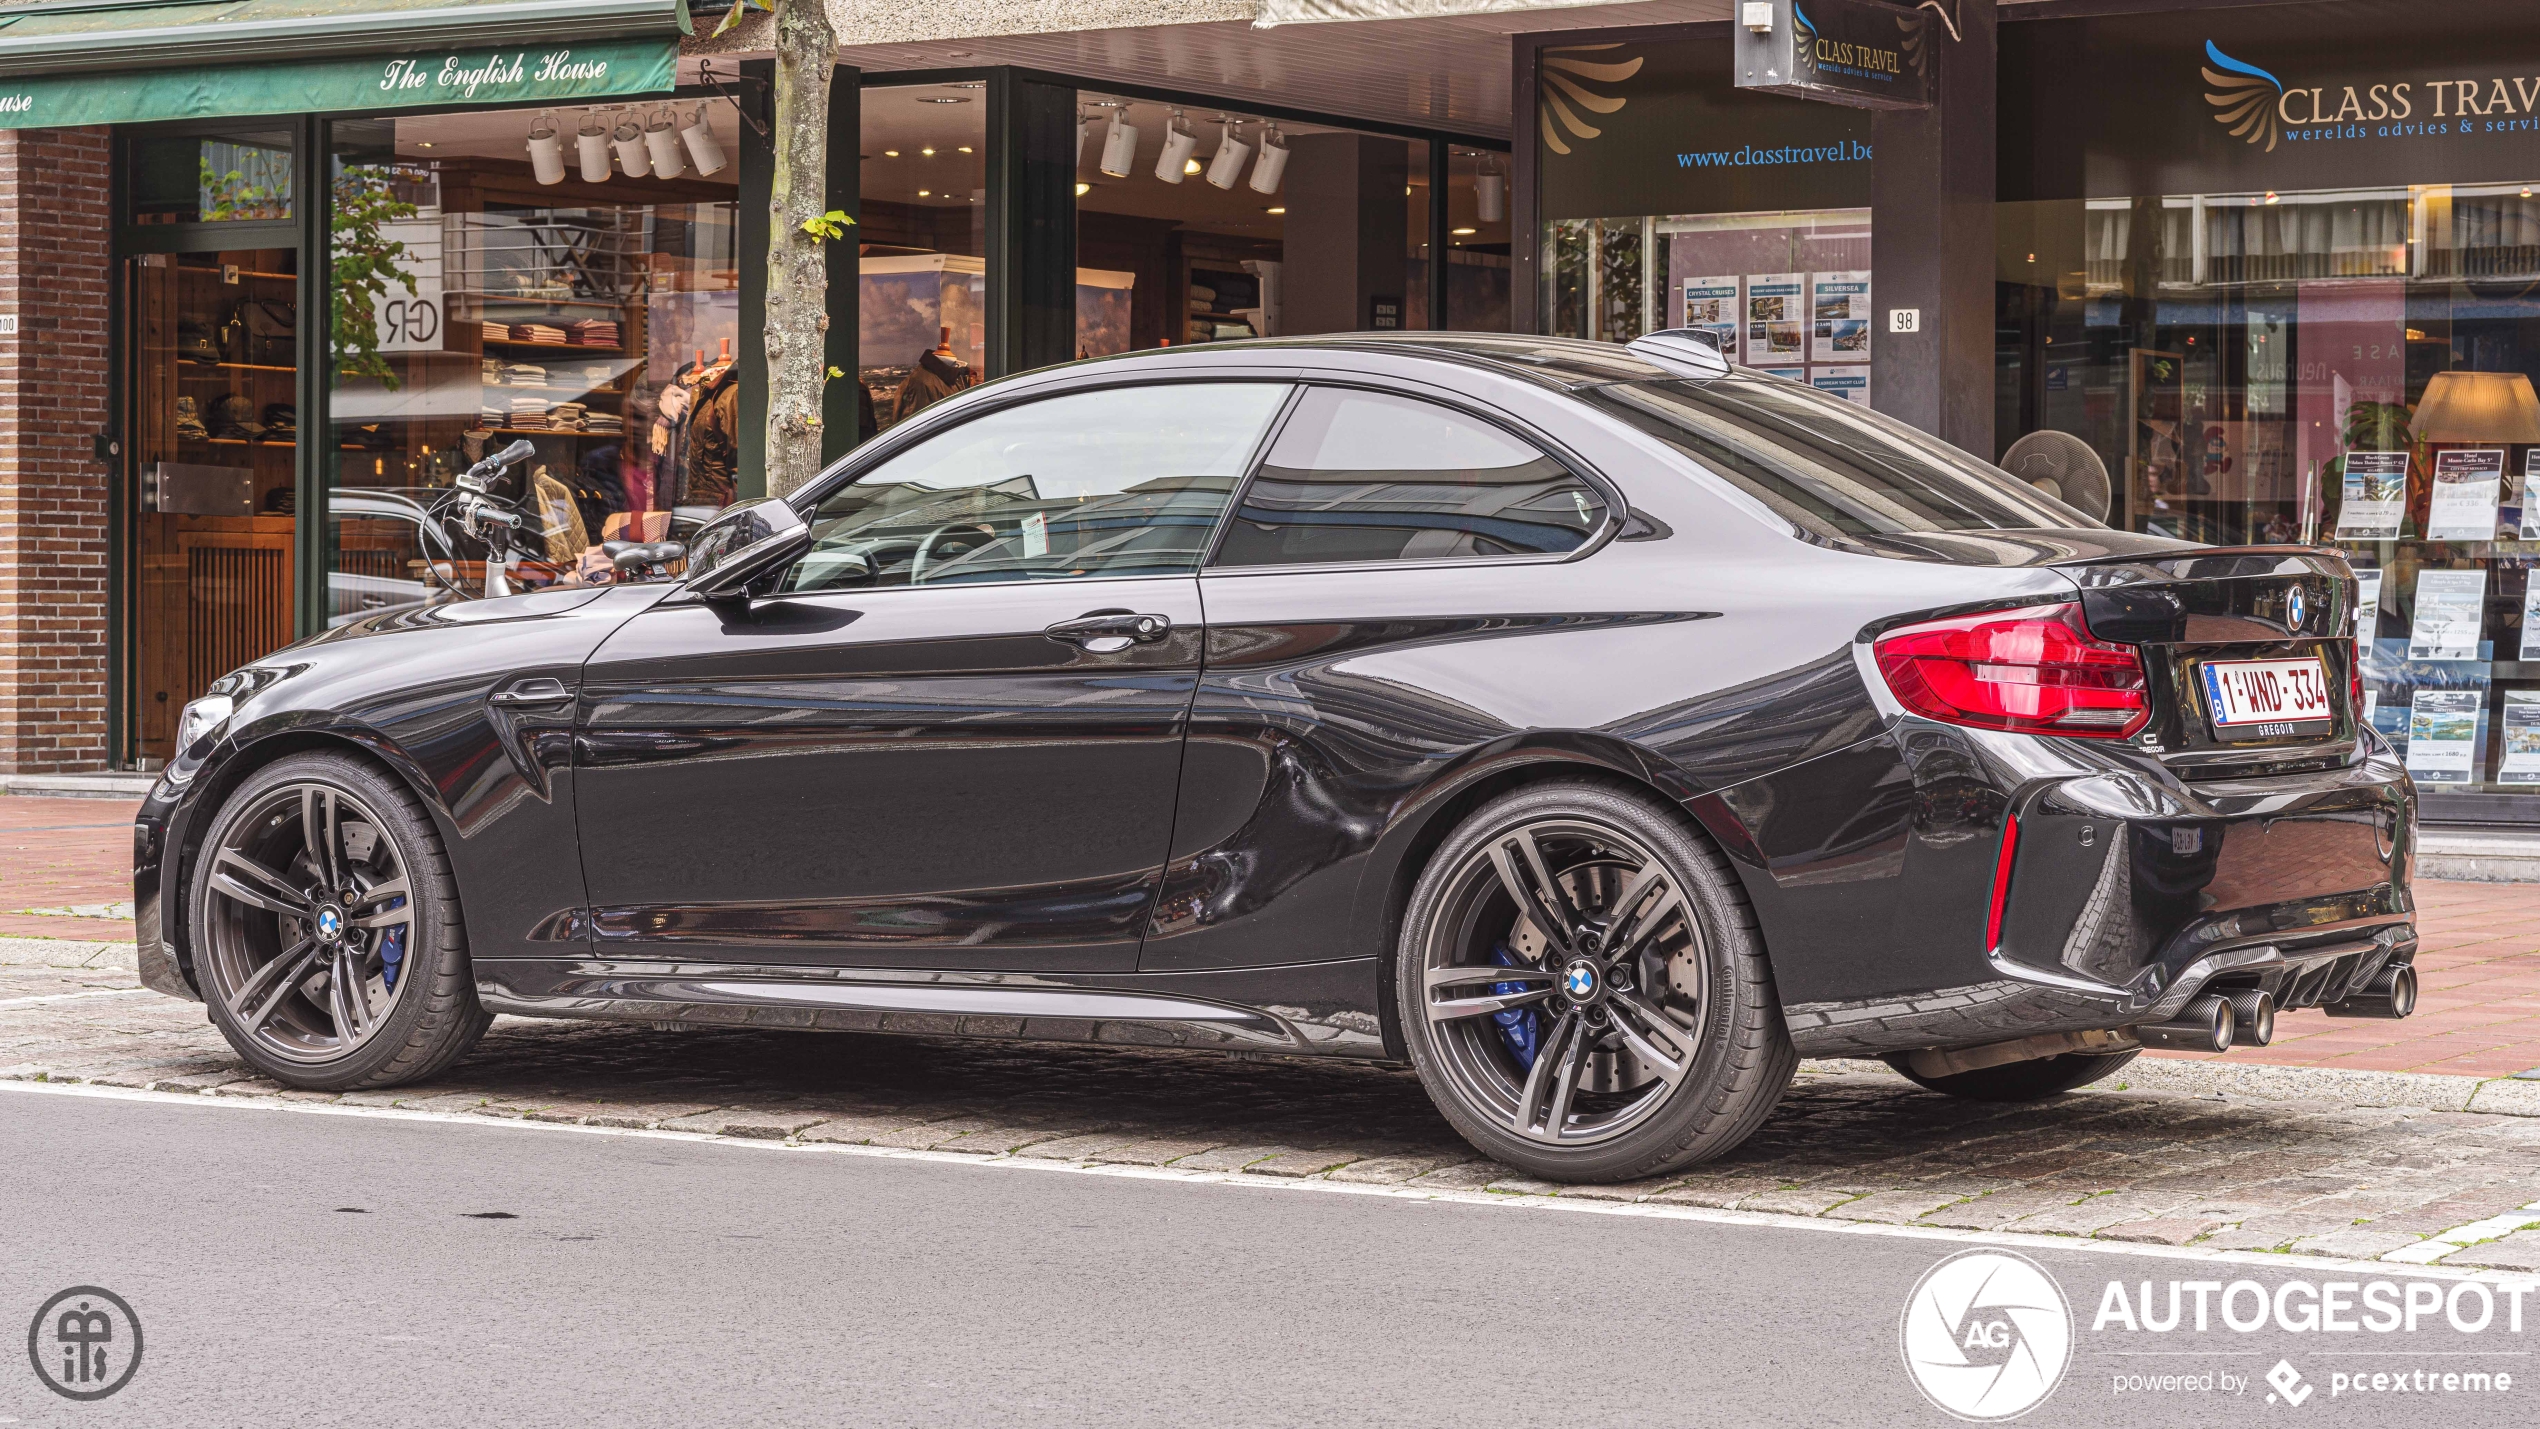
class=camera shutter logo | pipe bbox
[1899,1251,2071,1421]
[27,1286,143,1401]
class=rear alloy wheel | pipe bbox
[1396,782,1796,1183]
[1886,1049,2141,1102]
[190,753,490,1091]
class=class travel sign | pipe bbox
[0,40,675,130]
[2004,0,2540,200]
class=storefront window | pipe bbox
[1996,1,2540,818]
[130,127,296,225]
[1072,93,1447,353]
[1531,35,1874,401]
[858,81,988,434]
[126,245,301,760]
[324,101,743,615]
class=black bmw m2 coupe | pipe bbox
[135,332,2415,1182]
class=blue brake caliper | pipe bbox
[378,896,408,992]
[1487,942,1541,1071]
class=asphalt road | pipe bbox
[1,1089,2531,1428]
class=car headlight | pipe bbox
[173,693,235,757]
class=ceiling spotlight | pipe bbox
[1250,126,1290,195]
[921,146,936,157]
[1156,110,1198,184]
[1204,120,1252,189]
[1075,181,1091,196]
[1099,112,1139,178]
[415,141,435,149]
[680,105,727,176]
[611,108,652,179]
[526,110,566,185]
[884,149,900,158]
[1452,227,1477,236]
[958,145,973,154]
[1265,205,1285,215]
[644,105,685,179]
[918,96,973,105]
[918,189,931,198]
[575,111,610,184]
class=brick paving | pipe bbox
[6,959,2540,1269]
[0,796,139,940]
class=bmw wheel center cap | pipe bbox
[316,906,344,941]
[1563,960,1599,1000]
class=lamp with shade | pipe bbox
[2412,370,2540,445]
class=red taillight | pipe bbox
[1873,602,2150,739]
[2350,653,2368,727]
[1986,813,2020,953]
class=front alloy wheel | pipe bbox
[191,753,489,1090]
[1397,782,1795,1182]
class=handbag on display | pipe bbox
[178,320,223,366]
[225,297,296,366]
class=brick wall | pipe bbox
[0,127,114,773]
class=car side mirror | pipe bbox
[675,497,813,602]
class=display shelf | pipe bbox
[179,362,297,374]
[482,338,626,354]
[472,426,625,438]
[177,268,296,282]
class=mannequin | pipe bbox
[891,324,975,426]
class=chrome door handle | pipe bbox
[489,677,573,708]
[1045,612,1172,654]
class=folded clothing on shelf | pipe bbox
[584,414,624,435]
[512,323,569,344]
[567,320,620,348]
[503,363,548,387]
[546,402,588,431]
[482,320,511,344]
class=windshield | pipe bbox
[1581,375,2096,539]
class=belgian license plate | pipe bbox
[2200,656,2335,736]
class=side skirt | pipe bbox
[473,956,1390,1059]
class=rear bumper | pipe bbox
[1785,742,2414,1056]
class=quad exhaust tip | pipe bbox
[2131,994,2235,1054]
[2324,964,2418,1020]
[2226,990,2275,1047]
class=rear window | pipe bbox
[1581,376,2096,538]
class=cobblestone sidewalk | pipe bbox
[8,960,2540,1274]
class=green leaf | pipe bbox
[800,209,857,241]
[826,365,845,380]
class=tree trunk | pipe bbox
[763,0,836,500]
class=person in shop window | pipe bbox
[891,326,974,426]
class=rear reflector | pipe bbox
[1986,813,2019,953]
[1873,602,2150,739]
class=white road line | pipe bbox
[2383,1201,2540,1265]
[0,987,151,1008]
[5,1076,2535,1285]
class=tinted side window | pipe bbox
[1210,388,1607,569]
[783,383,1291,591]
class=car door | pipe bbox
[1146,381,1622,973]
[572,379,1294,973]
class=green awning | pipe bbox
[0,0,688,76]
[0,0,687,128]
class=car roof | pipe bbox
[1060,332,1680,391]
